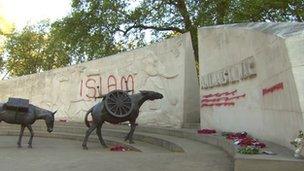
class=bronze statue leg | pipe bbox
[17,125,25,148]
[124,132,130,142]
[27,125,34,148]
[96,123,107,148]
[82,123,97,150]
[127,121,136,144]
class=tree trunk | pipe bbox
[175,0,199,70]
[189,27,199,63]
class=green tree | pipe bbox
[0,49,5,76]
[4,0,304,77]
[0,16,15,76]
[42,27,71,70]
[50,0,125,63]
[51,0,304,64]
[5,26,46,76]
[4,22,70,77]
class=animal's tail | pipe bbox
[84,107,93,128]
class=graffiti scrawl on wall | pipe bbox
[201,90,246,107]
[262,82,284,96]
[80,74,135,100]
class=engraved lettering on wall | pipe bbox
[201,56,256,89]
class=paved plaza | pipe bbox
[0,136,232,171]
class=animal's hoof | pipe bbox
[17,144,22,148]
[28,145,32,148]
[129,140,134,144]
[82,146,88,150]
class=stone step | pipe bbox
[1,121,304,171]
[0,123,185,153]
[0,130,173,153]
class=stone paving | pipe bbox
[0,136,233,171]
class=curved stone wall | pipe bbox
[199,23,304,150]
[0,33,199,128]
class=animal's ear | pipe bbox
[140,90,148,95]
[53,110,57,115]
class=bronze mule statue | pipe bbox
[0,98,56,148]
[82,90,163,150]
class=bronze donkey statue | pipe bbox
[82,90,163,150]
[0,100,56,148]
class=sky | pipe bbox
[0,0,71,31]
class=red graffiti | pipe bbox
[108,75,117,92]
[262,82,283,96]
[201,90,245,108]
[203,90,237,98]
[86,78,97,98]
[58,119,68,122]
[201,94,246,103]
[80,74,135,100]
[80,80,83,96]
[201,102,235,107]
[121,75,135,93]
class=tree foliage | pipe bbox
[50,0,126,63]
[2,0,304,77]
[4,22,70,76]
[0,16,15,74]
[5,26,44,76]
[51,0,304,63]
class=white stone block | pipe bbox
[199,23,304,150]
[0,33,199,128]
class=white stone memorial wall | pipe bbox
[199,23,304,150]
[0,33,199,128]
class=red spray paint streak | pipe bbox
[262,82,283,96]
[80,80,83,96]
[121,76,127,90]
[121,75,135,94]
[85,78,97,98]
[203,90,237,98]
[201,102,235,107]
[80,74,135,100]
[201,90,245,108]
[108,75,117,92]
[201,94,246,103]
